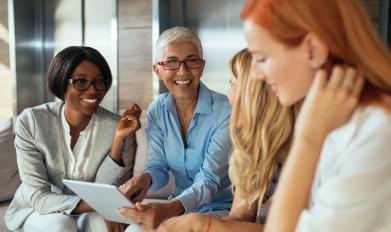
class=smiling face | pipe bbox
[244,20,316,106]
[64,60,107,117]
[153,41,204,102]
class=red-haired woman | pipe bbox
[241,0,391,231]
[158,0,391,231]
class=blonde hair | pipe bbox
[241,0,391,108]
[228,49,296,208]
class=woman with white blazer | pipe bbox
[5,46,141,232]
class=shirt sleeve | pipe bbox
[296,122,391,232]
[112,134,137,186]
[174,114,232,213]
[144,102,170,191]
[15,109,81,215]
[95,134,136,184]
[94,154,128,184]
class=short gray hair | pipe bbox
[154,26,203,62]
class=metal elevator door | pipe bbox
[153,0,247,96]
[8,0,118,114]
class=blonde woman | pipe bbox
[156,49,296,232]
[241,0,391,231]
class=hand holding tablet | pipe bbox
[63,179,167,223]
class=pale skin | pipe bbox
[157,20,365,232]
[155,195,264,232]
[265,68,363,232]
[157,22,365,232]
[155,61,263,232]
[243,20,365,232]
[64,61,141,231]
[118,41,205,231]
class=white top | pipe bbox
[61,105,96,181]
[297,107,391,232]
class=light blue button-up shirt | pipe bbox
[144,82,233,213]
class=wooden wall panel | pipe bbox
[118,0,153,112]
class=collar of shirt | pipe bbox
[61,105,96,137]
[162,82,213,116]
[60,104,96,181]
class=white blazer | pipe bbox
[4,102,136,231]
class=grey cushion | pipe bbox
[0,117,21,202]
[0,200,11,231]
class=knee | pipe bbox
[83,212,107,232]
[23,213,77,232]
[47,215,78,232]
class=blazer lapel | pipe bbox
[84,109,115,180]
[46,102,67,184]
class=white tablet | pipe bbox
[63,179,168,224]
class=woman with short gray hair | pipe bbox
[118,26,233,232]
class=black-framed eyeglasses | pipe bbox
[68,78,109,91]
[157,59,205,70]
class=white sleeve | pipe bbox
[296,115,391,232]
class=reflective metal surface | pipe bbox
[53,0,83,51]
[380,0,390,46]
[84,0,118,112]
[8,0,118,114]
[8,0,54,114]
[153,0,247,96]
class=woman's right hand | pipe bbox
[72,200,94,214]
[294,66,364,146]
[119,173,152,203]
[104,220,126,232]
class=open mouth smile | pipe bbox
[173,79,192,86]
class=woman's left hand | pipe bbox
[110,103,142,162]
[115,103,142,140]
[295,66,364,146]
[155,213,209,232]
[119,202,169,231]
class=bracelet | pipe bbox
[205,215,212,232]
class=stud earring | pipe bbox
[314,60,324,69]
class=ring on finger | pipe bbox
[342,75,355,91]
[137,217,143,225]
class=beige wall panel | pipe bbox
[0,0,12,118]
[118,0,152,29]
[118,0,153,111]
